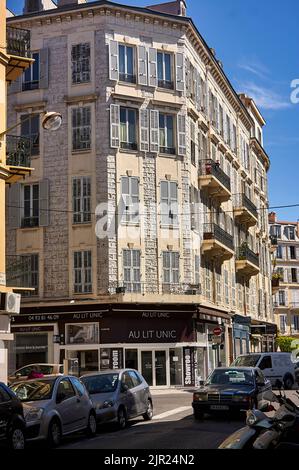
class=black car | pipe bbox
[192,367,272,420]
[0,382,26,449]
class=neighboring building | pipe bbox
[0,3,33,383]
[269,212,299,339]
[6,0,275,388]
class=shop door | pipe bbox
[141,351,153,386]
[155,351,167,387]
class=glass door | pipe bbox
[155,351,167,386]
[141,351,153,386]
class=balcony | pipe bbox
[119,73,136,84]
[5,135,33,183]
[233,194,258,227]
[6,255,35,292]
[235,245,260,277]
[202,223,234,261]
[271,275,282,295]
[109,282,201,298]
[198,160,231,202]
[6,26,33,83]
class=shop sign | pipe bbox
[100,348,123,370]
[183,347,195,387]
[12,326,54,333]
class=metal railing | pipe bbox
[6,255,32,288]
[199,159,231,192]
[119,73,136,84]
[21,217,39,228]
[158,80,174,90]
[203,223,234,251]
[6,135,31,168]
[236,246,259,268]
[234,194,258,220]
[270,235,278,246]
[109,282,201,296]
[120,142,138,151]
[6,26,31,58]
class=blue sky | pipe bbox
[7,0,299,221]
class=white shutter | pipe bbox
[177,113,186,156]
[296,247,299,259]
[39,48,49,89]
[109,40,119,81]
[148,48,157,87]
[8,183,21,228]
[39,179,50,227]
[196,70,201,111]
[140,109,149,152]
[150,110,159,153]
[110,104,120,148]
[138,45,148,86]
[175,52,185,92]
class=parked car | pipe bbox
[0,382,26,450]
[80,369,153,429]
[10,375,97,447]
[231,353,297,389]
[8,364,63,385]
[192,367,271,420]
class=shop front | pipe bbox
[232,315,251,358]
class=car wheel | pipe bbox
[86,412,97,437]
[143,400,153,421]
[194,410,204,421]
[9,426,25,450]
[47,419,62,448]
[117,407,128,430]
[283,375,294,390]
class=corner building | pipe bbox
[6,0,275,387]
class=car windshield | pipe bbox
[11,379,56,402]
[82,374,119,394]
[206,369,254,386]
[231,355,261,367]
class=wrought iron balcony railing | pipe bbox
[119,73,136,84]
[109,282,201,296]
[234,194,258,220]
[270,235,278,246]
[203,223,234,251]
[6,26,31,58]
[199,159,231,192]
[6,135,31,168]
[236,246,259,268]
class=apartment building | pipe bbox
[6,0,275,388]
[0,2,33,382]
[269,212,299,338]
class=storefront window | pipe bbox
[15,334,48,369]
[141,351,153,386]
[125,349,138,370]
[66,323,99,345]
[170,349,183,386]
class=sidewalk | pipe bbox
[150,388,195,396]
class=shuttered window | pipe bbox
[22,184,39,228]
[72,107,91,151]
[21,254,39,297]
[162,252,179,284]
[74,251,92,294]
[23,51,40,91]
[123,249,141,293]
[190,118,197,166]
[72,43,91,84]
[119,44,136,84]
[120,176,139,224]
[160,181,178,226]
[120,107,137,150]
[72,177,91,224]
[21,114,39,156]
[159,114,175,154]
[157,52,173,89]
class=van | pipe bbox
[231,353,296,389]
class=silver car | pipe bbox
[80,369,153,429]
[10,375,97,447]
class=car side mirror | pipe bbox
[121,384,129,394]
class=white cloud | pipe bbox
[238,82,291,110]
[238,60,269,80]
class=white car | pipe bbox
[232,353,297,390]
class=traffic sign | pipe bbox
[212,335,222,344]
[213,327,222,336]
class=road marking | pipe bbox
[153,406,192,421]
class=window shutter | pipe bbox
[177,113,186,156]
[139,108,149,152]
[196,70,201,111]
[109,40,119,81]
[150,110,159,153]
[39,48,49,89]
[110,104,120,148]
[296,247,299,259]
[39,179,50,227]
[148,48,157,87]
[8,183,21,228]
[175,52,185,92]
[137,45,148,86]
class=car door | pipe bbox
[0,386,12,441]
[258,356,275,384]
[55,378,83,434]
[128,371,147,415]
[70,377,91,427]
[120,372,137,418]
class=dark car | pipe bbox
[295,362,299,386]
[0,382,26,449]
[192,367,272,420]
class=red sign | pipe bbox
[213,327,222,336]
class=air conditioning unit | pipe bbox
[0,292,21,315]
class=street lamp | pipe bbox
[0,111,62,139]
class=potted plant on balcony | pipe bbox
[272,272,283,288]
[238,241,249,260]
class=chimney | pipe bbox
[57,0,87,7]
[268,212,277,224]
[147,1,187,17]
[23,0,57,14]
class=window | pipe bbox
[204,260,212,301]
[120,176,139,223]
[119,44,135,83]
[190,119,196,166]
[120,108,137,150]
[74,251,92,293]
[57,379,76,402]
[22,184,39,228]
[226,114,231,146]
[162,251,179,285]
[70,377,86,397]
[279,290,286,306]
[259,356,272,370]
[290,246,296,260]
[123,249,141,293]
[224,269,229,305]
[72,177,91,224]
[72,107,91,151]
[66,323,99,345]
[190,186,199,232]
[160,181,178,226]
[293,316,299,332]
[157,52,173,89]
[291,268,297,283]
[285,226,295,241]
[121,372,135,390]
[72,43,91,84]
[21,114,39,156]
[128,370,142,387]
[270,225,281,239]
[276,245,283,259]
[23,52,40,91]
[21,254,39,296]
[280,315,287,334]
[159,114,175,154]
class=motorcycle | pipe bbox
[219,381,299,450]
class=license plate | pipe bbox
[210,405,229,411]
